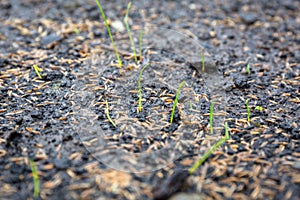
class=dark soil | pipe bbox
[1,0,300,200]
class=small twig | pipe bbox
[99,44,144,61]
[100,44,133,56]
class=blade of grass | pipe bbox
[105,100,116,127]
[170,81,185,124]
[188,122,230,174]
[254,106,263,111]
[245,99,250,122]
[29,159,40,198]
[209,100,214,134]
[137,63,151,112]
[189,100,193,110]
[73,28,80,34]
[95,0,122,67]
[33,65,42,79]
[124,2,137,62]
[246,63,251,75]
[139,29,145,59]
[224,122,229,139]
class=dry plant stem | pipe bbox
[201,50,205,72]
[95,0,122,67]
[138,63,151,112]
[105,100,116,127]
[124,2,137,62]
[170,81,185,123]
[29,159,40,198]
[188,122,230,174]
[100,44,141,58]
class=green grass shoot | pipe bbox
[137,63,150,112]
[29,159,40,198]
[246,63,251,75]
[139,29,145,59]
[245,99,251,122]
[224,122,229,140]
[73,28,80,34]
[95,0,122,67]
[254,106,263,111]
[209,101,214,134]
[105,100,116,127]
[170,81,185,123]
[124,2,137,62]
[188,122,230,174]
[201,50,205,72]
[190,101,193,110]
[33,65,42,79]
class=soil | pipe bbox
[1,0,300,200]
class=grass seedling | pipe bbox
[188,122,230,174]
[200,50,205,72]
[95,0,122,67]
[246,63,251,75]
[189,101,193,110]
[33,65,42,79]
[209,101,214,134]
[137,63,151,112]
[29,159,40,198]
[170,81,185,124]
[245,99,251,122]
[105,100,116,127]
[254,106,263,111]
[224,122,229,139]
[139,29,145,59]
[73,28,80,34]
[124,2,137,62]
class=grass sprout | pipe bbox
[73,28,80,34]
[245,99,251,122]
[254,106,263,111]
[124,2,137,62]
[224,122,229,139]
[33,65,42,79]
[29,159,40,198]
[170,81,185,124]
[95,0,122,67]
[188,122,230,174]
[105,100,116,127]
[139,29,145,60]
[137,63,151,112]
[246,63,251,75]
[209,101,214,134]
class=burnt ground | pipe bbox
[0,0,300,200]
